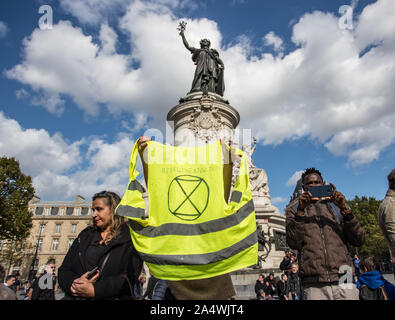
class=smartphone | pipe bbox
[87,266,99,279]
[308,185,334,198]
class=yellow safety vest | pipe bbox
[115,140,257,280]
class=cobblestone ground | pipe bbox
[14,273,395,300]
[383,273,395,285]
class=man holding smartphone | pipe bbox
[285,167,365,300]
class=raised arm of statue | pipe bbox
[180,32,194,52]
[178,21,195,53]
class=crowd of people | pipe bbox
[1,137,394,301]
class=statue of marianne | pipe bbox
[178,21,225,97]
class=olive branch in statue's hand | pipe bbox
[177,21,187,35]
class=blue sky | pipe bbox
[0,0,394,213]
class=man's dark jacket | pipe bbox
[254,280,265,298]
[58,223,143,299]
[286,201,365,284]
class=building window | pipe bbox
[68,239,75,249]
[36,239,43,252]
[51,207,59,216]
[59,207,65,216]
[55,224,61,234]
[12,261,21,273]
[39,224,45,234]
[51,239,59,251]
[71,224,77,234]
[35,207,43,216]
[66,207,74,216]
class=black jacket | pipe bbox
[254,280,265,298]
[287,272,303,300]
[280,256,293,273]
[277,280,288,300]
[30,273,56,300]
[58,223,143,299]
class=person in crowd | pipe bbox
[263,278,275,300]
[287,263,303,300]
[31,263,56,300]
[0,264,17,300]
[144,273,159,300]
[151,279,174,300]
[133,272,146,300]
[4,275,16,290]
[277,273,288,300]
[255,274,266,300]
[264,272,277,296]
[58,191,143,300]
[353,254,361,281]
[10,272,21,293]
[286,167,365,300]
[22,281,31,300]
[279,250,295,276]
[357,255,395,300]
[377,169,395,280]
[143,273,175,300]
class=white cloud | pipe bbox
[286,170,304,187]
[0,21,8,38]
[263,31,284,52]
[271,196,287,204]
[0,112,136,200]
[0,111,82,177]
[59,0,131,25]
[6,0,395,166]
[59,0,200,25]
[15,88,30,100]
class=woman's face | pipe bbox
[92,198,112,231]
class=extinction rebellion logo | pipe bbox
[168,175,209,221]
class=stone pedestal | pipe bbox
[167,92,239,147]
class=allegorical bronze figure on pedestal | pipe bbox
[178,21,225,97]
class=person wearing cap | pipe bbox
[378,169,395,280]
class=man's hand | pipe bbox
[330,183,351,215]
[220,139,240,165]
[297,192,312,215]
[138,135,151,151]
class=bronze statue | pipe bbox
[178,21,225,96]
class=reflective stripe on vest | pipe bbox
[116,139,257,280]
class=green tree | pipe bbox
[0,157,35,241]
[0,239,34,277]
[347,196,389,260]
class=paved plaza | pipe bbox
[14,272,394,300]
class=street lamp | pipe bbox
[28,222,43,281]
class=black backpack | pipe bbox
[359,284,388,300]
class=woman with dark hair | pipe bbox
[58,191,143,300]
